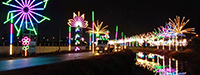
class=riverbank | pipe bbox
[0,50,154,75]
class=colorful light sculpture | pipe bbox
[115,26,118,42]
[68,26,71,51]
[21,36,31,56]
[92,11,95,53]
[168,16,195,75]
[8,13,14,55]
[3,0,50,36]
[74,46,80,51]
[68,11,88,50]
[86,20,108,38]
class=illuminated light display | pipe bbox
[89,33,92,50]
[22,45,30,50]
[68,11,88,49]
[115,26,118,42]
[86,20,108,37]
[21,36,31,45]
[2,0,50,36]
[68,26,71,51]
[137,52,144,58]
[92,11,95,53]
[8,13,14,55]
[86,20,109,46]
[74,46,80,51]
[75,27,80,32]
[21,36,31,56]
[135,58,160,71]
[148,53,155,59]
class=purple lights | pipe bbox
[3,0,50,36]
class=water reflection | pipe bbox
[135,52,186,75]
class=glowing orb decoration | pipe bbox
[74,46,80,51]
[68,11,88,28]
[21,36,31,45]
[2,0,50,36]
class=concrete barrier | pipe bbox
[0,46,86,54]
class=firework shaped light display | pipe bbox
[86,20,108,43]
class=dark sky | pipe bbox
[0,0,200,41]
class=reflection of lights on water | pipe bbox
[94,53,100,56]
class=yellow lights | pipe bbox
[25,50,27,57]
[135,58,160,71]
[104,47,108,50]
[69,45,71,51]
[86,20,108,35]
[94,53,100,56]
[196,34,199,37]
[92,43,95,54]
[124,46,127,49]
[68,11,88,28]
[89,46,91,50]
[168,16,195,34]
[9,44,13,55]
[96,47,99,50]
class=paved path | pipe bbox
[0,52,93,72]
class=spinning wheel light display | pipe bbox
[2,0,50,55]
[3,0,50,36]
[68,11,88,51]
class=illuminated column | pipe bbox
[115,26,118,50]
[175,35,178,51]
[157,54,159,66]
[176,60,178,75]
[89,33,92,50]
[162,38,165,50]
[124,35,126,49]
[157,38,159,49]
[163,56,165,71]
[169,37,171,50]
[68,26,71,51]
[132,41,134,47]
[92,11,95,53]
[115,26,118,41]
[10,13,14,55]
[152,36,154,47]
[169,36,171,73]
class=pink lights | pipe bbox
[21,36,31,46]
[74,46,80,51]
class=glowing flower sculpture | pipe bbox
[21,36,31,56]
[21,36,31,46]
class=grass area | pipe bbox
[0,50,154,75]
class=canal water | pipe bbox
[135,52,190,75]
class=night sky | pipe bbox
[0,0,200,42]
